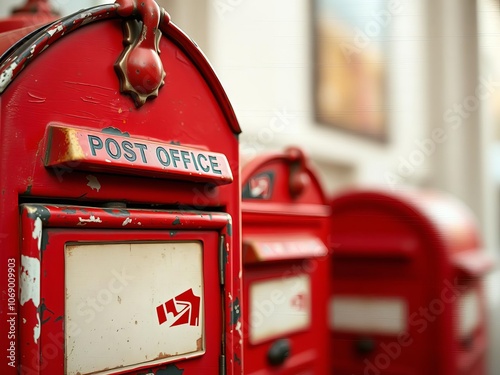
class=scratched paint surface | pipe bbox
[0,4,243,374]
[65,242,204,375]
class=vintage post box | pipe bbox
[0,0,58,33]
[0,1,243,374]
[241,147,330,374]
[329,190,494,375]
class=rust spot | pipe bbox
[52,127,85,163]
[196,337,203,351]
[155,352,174,360]
[230,297,241,326]
[26,205,50,222]
[24,184,32,196]
[103,208,130,217]
[234,353,241,364]
[39,299,54,324]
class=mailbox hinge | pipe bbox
[219,354,226,375]
[219,235,226,286]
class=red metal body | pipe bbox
[241,147,331,374]
[0,2,243,374]
[329,190,494,375]
[0,0,58,34]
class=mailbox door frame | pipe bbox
[18,204,234,375]
[241,213,330,375]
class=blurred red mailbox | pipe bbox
[329,190,494,375]
[241,147,330,374]
[0,0,58,33]
[0,1,243,374]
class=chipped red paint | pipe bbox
[0,1,243,374]
[0,7,116,95]
[0,4,241,134]
[22,204,233,230]
[19,204,235,374]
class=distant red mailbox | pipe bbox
[0,1,243,374]
[0,0,58,33]
[329,190,494,375]
[241,147,330,374]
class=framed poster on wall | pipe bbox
[313,0,393,141]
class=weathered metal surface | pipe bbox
[44,124,234,184]
[0,1,243,373]
[19,205,235,374]
[65,242,204,374]
[0,4,241,134]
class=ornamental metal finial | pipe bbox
[114,0,167,107]
[286,147,311,199]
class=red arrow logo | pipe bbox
[291,293,307,311]
[156,288,201,327]
[249,175,271,198]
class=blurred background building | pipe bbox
[1,0,499,373]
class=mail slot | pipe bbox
[0,1,243,374]
[329,190,494,375]
[241,147,331,374]
[0,0,58,33]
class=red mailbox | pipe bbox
[241,147,330,374]
[0,1,243,374]
[0,0,58,33]
[329,189,494,375]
